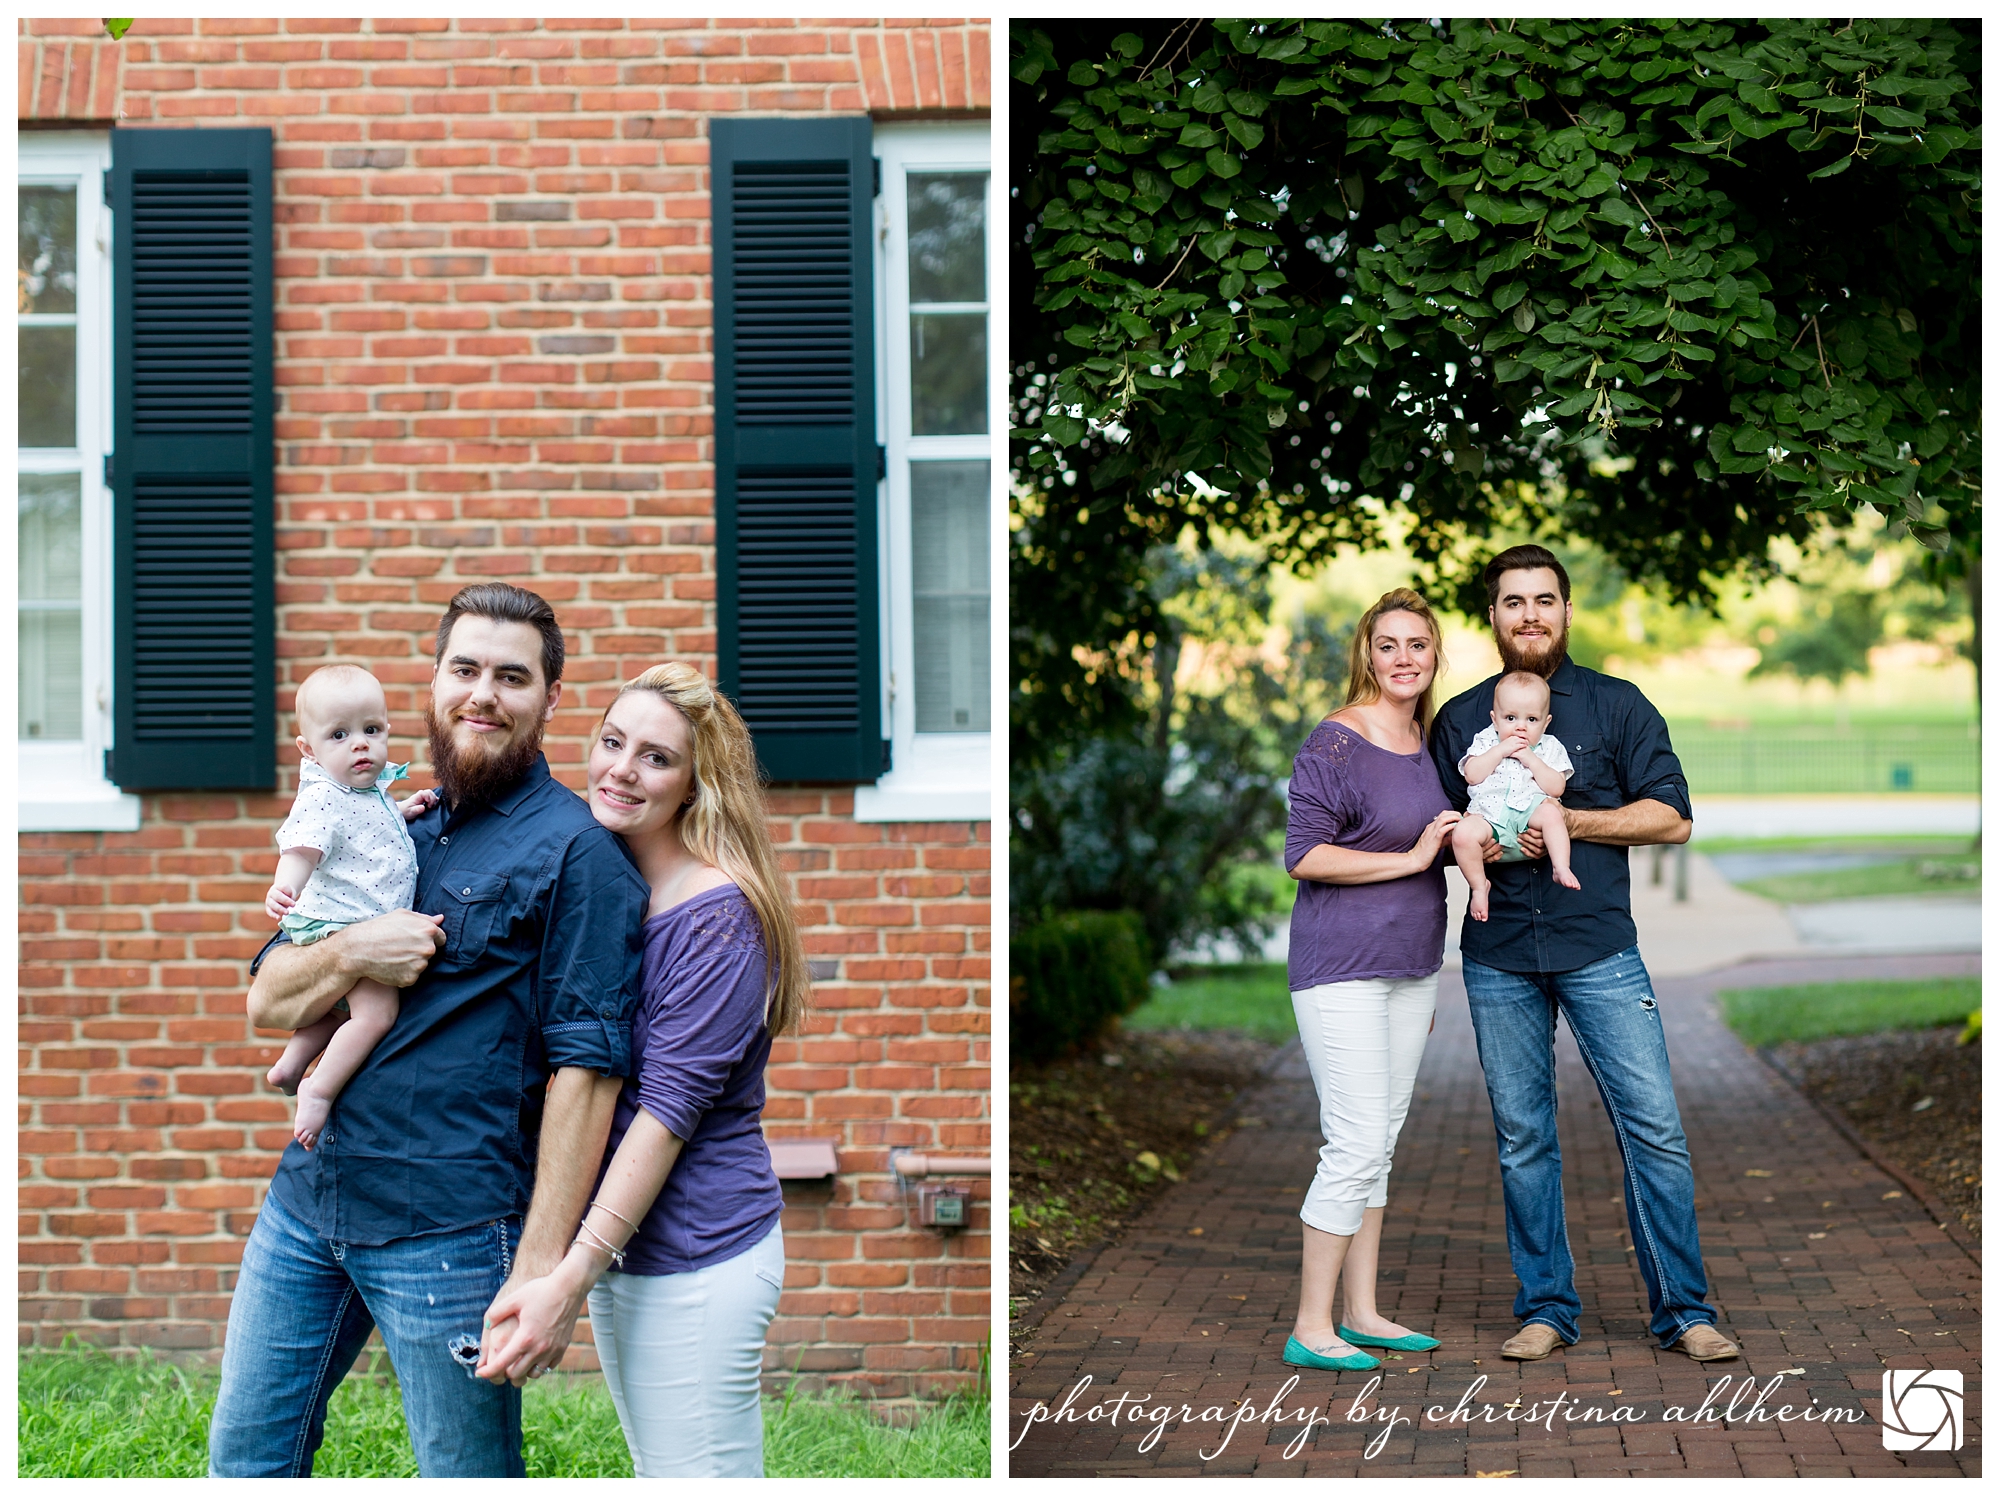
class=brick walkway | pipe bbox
[1010,953,1981,1476]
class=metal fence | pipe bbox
[1671,728,1981,796]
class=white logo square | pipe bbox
[1881,1370,1963,1451]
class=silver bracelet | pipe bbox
[589,1200,642,1234]
[574,1222,625,1270]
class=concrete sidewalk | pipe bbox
[1010,953,1982,1477]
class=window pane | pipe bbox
[21,471,82,600]
[20,324,77,449]
[910,313,986,435]
[21,471,85,742]
[911,460,990,733]
[19,185,78,315]
[907,172,985,304]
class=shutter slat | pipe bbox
[713,118,882,783]
[109,128,275,791]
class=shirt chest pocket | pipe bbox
[1562,736,1616,803]
[436,872,510,969]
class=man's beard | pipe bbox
[426,703,545,809]
[1496,620,1569,677]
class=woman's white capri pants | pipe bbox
[586,1220,784,1477]
[1291,973,1439,1236]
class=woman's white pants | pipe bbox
[586,1221,785,1477]
[1292,973,1439,1236]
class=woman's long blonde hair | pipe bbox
[605,663,810,1036]
[1341,587,1448,736]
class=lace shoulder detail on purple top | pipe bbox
[1297,719,1361,770]
[672,885,765,953]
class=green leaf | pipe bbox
[1731,425,1774,454]
[1110,32,1144,58]
[1513,302,1537,334]
[102,18,134,39]
[1179,124,1220,148]
[1206,148,1242,179]
[1170,160,1206,188]
[1067,61,1100,87]
[1806,155,1853,180]
[1866,104,1927,129]
[1490,281,1527,311]
[1224,114,1266,151]
[1041,410,1085,444]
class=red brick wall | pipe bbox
[18,16,991,1402]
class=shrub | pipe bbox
[1010,910,1151,1063]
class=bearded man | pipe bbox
[210,584,650,1477]
[1429,545,1740,1366]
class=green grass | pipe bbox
[1668,720,1980,794]
[18,1345,990,1478]
[1735,855,1981,904]
[1715,977,1982,1048]
[1126,961,1297,1043]
[1690,834,1977,855]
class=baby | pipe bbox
[263,664,436,1149]
[1452,670,1581,922]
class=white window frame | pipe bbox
[17,131,136,832]
[857,123,994,823]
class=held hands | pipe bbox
[476,1262,588,1387]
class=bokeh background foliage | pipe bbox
[1011,18,1978,753]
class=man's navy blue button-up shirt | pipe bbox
[1430,657,1692,976]
[258,754,649,1245]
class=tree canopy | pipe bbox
[1011,18,1979,757]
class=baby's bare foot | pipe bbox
[267,1058,304,1096]
[1468,885,1490,922]
[294,1084,332,1151]
[1552,865,1581,891]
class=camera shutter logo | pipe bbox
[1880,1370,1962,1451]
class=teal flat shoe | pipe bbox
[1337,1324,1441,1352]
[1282,1334,1380,1371]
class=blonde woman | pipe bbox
[478,663,810,1476]
[1282,588,1458,1372]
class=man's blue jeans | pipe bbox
[207,1191,525,1477]
[1461,946,1717,1347]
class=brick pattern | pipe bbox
[1010,956,1980,1475]
[17,16,991,1403]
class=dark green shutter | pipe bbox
[712,118,885,784]
[106,128,275,791]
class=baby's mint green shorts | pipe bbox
[279,913,349,947]
[1481,798,1539,863]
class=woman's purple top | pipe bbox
[1284,719,1452,991]
[599,883,782,1274]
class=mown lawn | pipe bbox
[1125,962,1297,1043]
[1716,977,1982,1048]
[1733,855,1981,905]
[18,1344,990,1478]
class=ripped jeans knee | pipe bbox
[447,1333,483,1377]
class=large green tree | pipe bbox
[1011,18,1979,761]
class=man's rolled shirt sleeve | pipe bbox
[1615,690,1693,821]
[538,828,648,1076]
